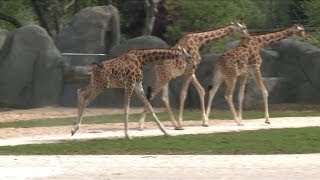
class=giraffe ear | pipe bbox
[182,48,190,56]
[236,22,243,28]
[297,25,304,31]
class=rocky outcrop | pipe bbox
[107,35,169,59]
[271,39,320,103]
[56,5,120,66]
[0,25,63,107]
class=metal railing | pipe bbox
[61,52,107,56]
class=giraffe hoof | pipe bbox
[202,123,209,127]
[125,135,132,140]
[174,126,184,130]
[71,130,76,136]
[138,128,144,131]
[237,123,244,126]
[265,121,270,124]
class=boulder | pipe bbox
[56,5,120,66]
[107,35,169,59]
[0,25,63,107]
[271,39,320,103]
[0,28,8,49]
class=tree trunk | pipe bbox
[143,0,157,36]
[30,0,52,36]
[99,0,112,6]
[50,0,64,34]
[73,0,80,14]
[0,11,22,28]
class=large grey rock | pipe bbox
[271,39,320,103]
[107,35,169,59]
[0,25,63,107]
[0,28,8,49]
[56,5,120,66]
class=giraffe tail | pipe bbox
[147,86,152,101]
[207,85,213,91]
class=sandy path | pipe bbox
[1,154,320,179]
[0,107,319,146]
[0,116,319,146]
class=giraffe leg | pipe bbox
[138,68,177,130]
[138,104,149,131]
[71,86,102,136]
[135,82,169,136]
[138,84,178,131]
[252,69,270,124]
[124,85,134,139]
[206,70,223,120]
[190,74,209,127]
[161,84,179,128]
[224,77,242,125]
[237,74,248,121]
[177,74,193,130]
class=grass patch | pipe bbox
[0,127,319,155]
[1,108,320,129]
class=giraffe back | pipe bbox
[92,54,143,89]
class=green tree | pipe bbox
[163,0,261,43]
[0,0,35,29]
[303,0,320,26]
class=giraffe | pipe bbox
[71,47,192,139]
[206,24,306,125]
[138,21,250,130]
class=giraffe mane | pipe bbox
[250,24,298,36]
[127,48,175,52]
[181,24,233,36]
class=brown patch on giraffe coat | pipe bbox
[257,37,263,43]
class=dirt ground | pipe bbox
[0,107,320,145]
[0,107,320,179]
[0,106,158,122]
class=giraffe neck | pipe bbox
[131,49,182,65]
[255,27,295,47]
[187,25,235,48]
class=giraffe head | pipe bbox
[292,24,307,38]
[230,20,250,37]
[177,46,193,64]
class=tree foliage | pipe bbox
[164,0,260,43]
[0,0,319,46]
[303,0,320,26]
[0,0,35,29]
